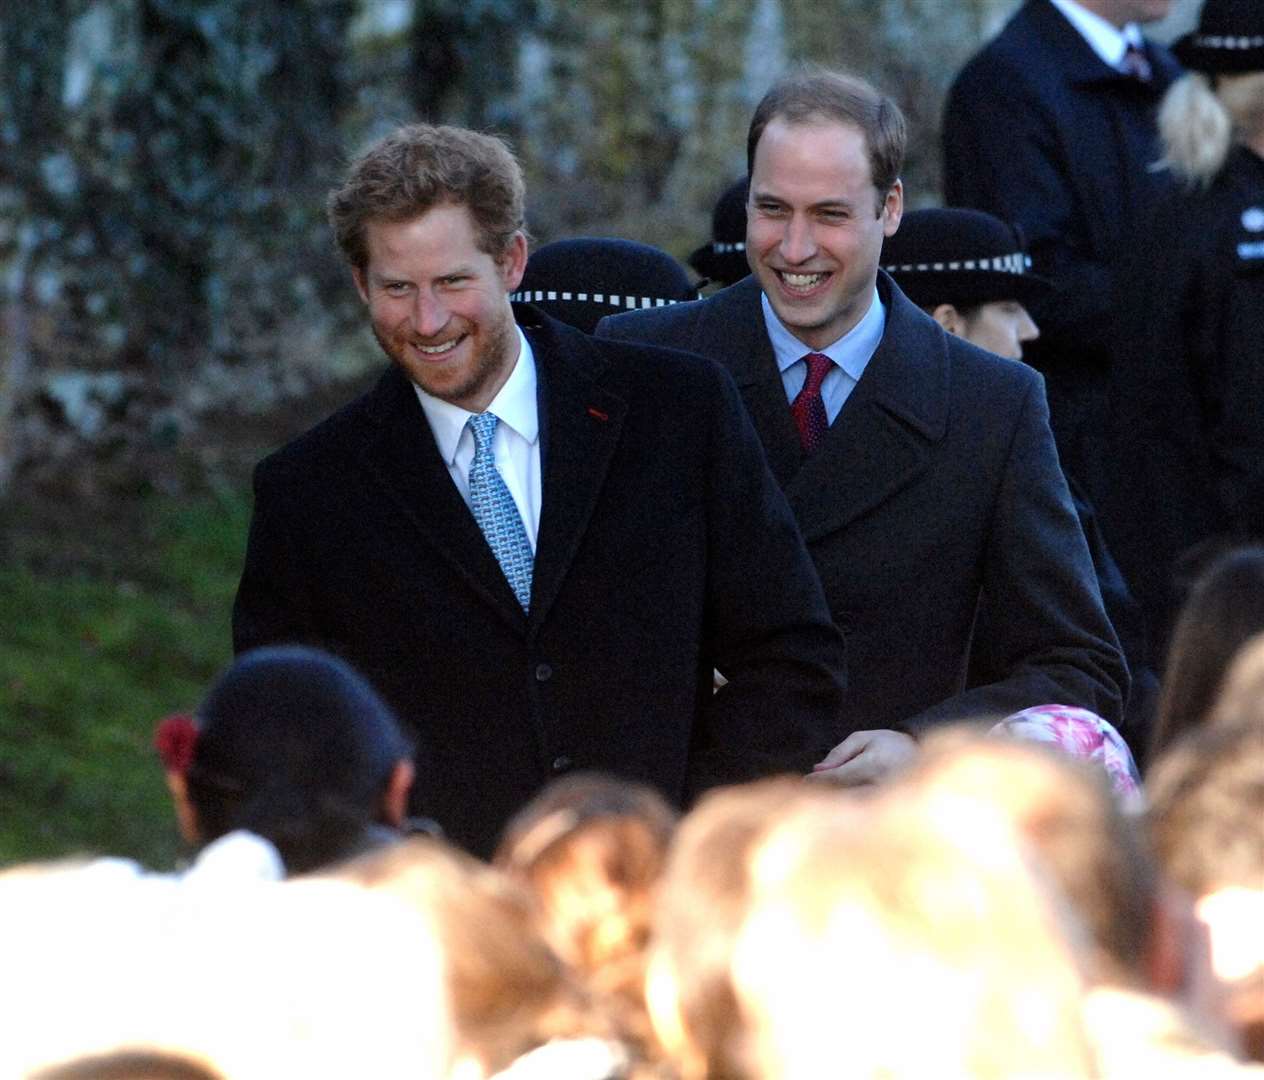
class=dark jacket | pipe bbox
[942,0,1181,496]
[1106,146,1264,649]
[598,274,1128,736]
[232,308,847,857]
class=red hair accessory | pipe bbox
[154,712,199,773]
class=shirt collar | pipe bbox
[414,325,539,465]
[1047,0,1140,67]
[761,287,886,383]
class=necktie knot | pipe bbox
[802,352,833,393]
[468,411,498,451]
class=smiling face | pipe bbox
[353,202,527,413]
[747,116,902,351]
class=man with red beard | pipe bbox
[232,123,847,858]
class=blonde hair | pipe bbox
[899,732,1160,987]
[1158,71,1264,187]
[1158,73,1234,187]
[732,795,1096,1079]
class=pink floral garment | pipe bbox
[990,705,1144,809]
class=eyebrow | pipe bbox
[369,265,476,283]
[751,189,856,213]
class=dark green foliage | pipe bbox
[0,492,250,868]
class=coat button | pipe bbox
[551,755,572,773]
[535,662,553,682]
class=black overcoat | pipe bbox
[233,307,847,856]
[1106,146,1264,647]
[598,274,1127,736]
[942,0,1181,499]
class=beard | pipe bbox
[370,306,519,412]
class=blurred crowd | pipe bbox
[1,583,1261,1077]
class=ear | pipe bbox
[379,759,415,829]
[352,265,370,306]
[881,179,903,237]
[931,303,965,337]
[498,231,528,293]
[165,770,202,846]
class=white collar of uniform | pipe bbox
[414,325,539,466]
[1048,0,1142,67]
[761,286,885,384]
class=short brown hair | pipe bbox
[747,68,907,201]
[327,123,526,270]
[494,774,678,1071]
[1152,546,1264,760]
[1148,721,1264,898]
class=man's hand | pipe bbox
[809,729,918,787]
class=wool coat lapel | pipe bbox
[686,278,803,489]
[695,275,949,542]
[785,281,949,543]
[525,316,627,629]
[358,364,528,632]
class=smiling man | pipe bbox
[599,69,1129,781]
[232,123,847,856]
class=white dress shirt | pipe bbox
[413,326,542,550]
[1047,0,1146,68]
[761,288,886,425]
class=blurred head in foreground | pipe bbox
[731,786,1096,1078]
[494,773,677,1065]
[327,835,618,1078]
[643,777,851,1079]
[0,869,449,1080]
[156,645,415,874]
[1152,546,1264,761]
[1149,718,1264,1061]
[893,733,1244,1066]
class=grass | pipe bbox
[0,491,251,869]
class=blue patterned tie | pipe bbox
[467,412,533,611]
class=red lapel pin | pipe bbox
[587,406,609,422]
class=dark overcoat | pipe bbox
[942,0,1181,499]
[232,307,847,856]
[1107,146,1264,648]
[598,274,1127,736]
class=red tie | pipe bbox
[791,352,833,454]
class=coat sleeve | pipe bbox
[943,67,1114,351]
[684,360,849,796]
[231,457,325,655]
[906,374,1129,731]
